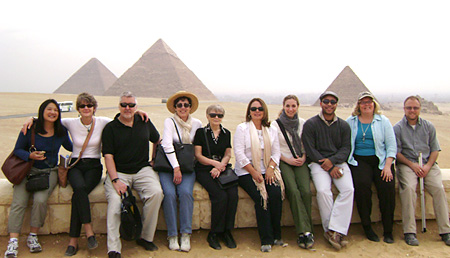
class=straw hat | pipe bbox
[166,91,199,114]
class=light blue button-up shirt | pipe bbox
[346,114,397,170]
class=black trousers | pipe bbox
[196,169,238,233]
[350,155,395,234]
[238,174,282,245]
[67,158,102,237]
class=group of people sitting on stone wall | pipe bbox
[3,90,450,258]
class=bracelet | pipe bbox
[269,165,275,170]
[327,165,335,173]
[111,178,119,183]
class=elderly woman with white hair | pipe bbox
[193,104,238,250]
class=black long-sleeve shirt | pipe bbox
[302,114,351,165]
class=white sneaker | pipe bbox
[4,240,18,258]
[168,236,180,251]
[180,233,191,252]
[26,235,42,253]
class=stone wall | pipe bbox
[1,169,449,236]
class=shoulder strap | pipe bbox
[68,118,96,169]
[276,119,298,158]
[170,118,183,143]
[203,127,212,158]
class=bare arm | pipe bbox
[104,154,127,195]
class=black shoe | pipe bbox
[297,234,306,249]
[363,226,380,242]
[207,232,222,250]
[64,245,78,256]
[404,233,419,246]
[305,232,315,249]
[136,238,158,251]
[383,233,394,244]
[440,233,450,246]
[108,251,121,258]
[87,236,98,250]
[221,231,236,249]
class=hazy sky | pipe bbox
[1,0,449,96]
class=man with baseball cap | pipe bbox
[302,91,354,250]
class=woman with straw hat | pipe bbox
[159,91,202,252]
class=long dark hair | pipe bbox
[34,99,66,137]
[245,98,270,127]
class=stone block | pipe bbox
[92,203,107,234]
[0,181,14,205]
[199,200,211,229]
[48,204,70,234]
[0,206,8,236]
[235,198,256,228]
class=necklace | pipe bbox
[360,121,370,142]
[80,118,93,132]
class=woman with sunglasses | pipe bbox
[271,95,314,249]
[5,99,72,258]
[159,91,202,252]
[234,98,285,253]
[346,92,397,243]
[193,104,238,250]
[21,93,149,256]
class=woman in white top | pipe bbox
[271,95,314,249]
[233,98,284,253]
[159,91,202,252]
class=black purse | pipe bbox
[153,118,195,173]
[26,168,50,192]
[203,128,238,189]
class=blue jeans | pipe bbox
[159,171,196,237]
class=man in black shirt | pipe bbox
[302,91,353,250]
[102,92,163,258]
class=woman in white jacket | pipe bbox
[234,98,284,253]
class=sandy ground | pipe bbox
[1,92,450,257]
[1,221,450,258]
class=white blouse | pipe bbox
[161,117,202,169]
[62,117,112,159]
[233,122,280,177]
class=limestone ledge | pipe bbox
[0,169,449,236]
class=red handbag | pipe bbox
[2,127,35,185]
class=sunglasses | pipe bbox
[250,107,264,112]
[209,113,224,118]
[176,103,191,108]
[322,99,337,105]
[405,106,420,111]
[119,103,137,108]
[79,104,94,108]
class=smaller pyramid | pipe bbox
[103,39,216,100]
[313,66,381,107]
[54,58,117,95]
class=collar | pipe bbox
[206,123,226,134]
[319,112,337,126]
[402,115,422,127]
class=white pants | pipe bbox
[104,166,164,253]
[309,162,354,235]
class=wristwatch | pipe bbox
[111,178,119,183]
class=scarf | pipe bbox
[249,121,285,210]
[278,110,303,157]
[173,114,192,144]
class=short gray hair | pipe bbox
[120,91,137,103]
[206,104,225,115]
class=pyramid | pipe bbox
[103,39,216,100]
[54,58,117,95]
[313,66,381,107]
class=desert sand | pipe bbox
[1,92,450,257]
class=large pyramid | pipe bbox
[103,39,216,100]
[313,66,380,107]
[54,58,117,95]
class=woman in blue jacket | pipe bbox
[346,92,397,244]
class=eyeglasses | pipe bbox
[359,100,373,105]
[79,104,94,108]
[119,103,137,108]
[322,99,337,105]
[250,107,264,112]
[405,106,420,111]
[209,113,224,118]
[176,103,191,108]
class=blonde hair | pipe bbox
[352,99,382,116]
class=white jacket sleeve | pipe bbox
[233,123,251,169]
[161,118,179,168]
[269,125,281,166]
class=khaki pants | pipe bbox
[8,167,58,233]
[397,163,450,234]
[104,166,164,253]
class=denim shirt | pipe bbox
[346,114,397,170]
